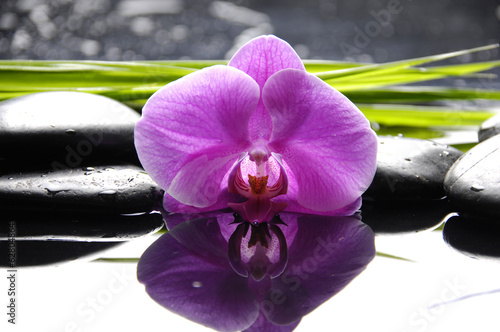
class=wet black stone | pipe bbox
[0,165,162,214]
[443,213,500,260]
[444,135,500,218]
[478,113,500,142]
[0,240,122,267]
[0,91,140,173]
[0,211,164,241]
[364,136,463,199]
[361,198,452,234]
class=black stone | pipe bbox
[0,240,122,267]
[443,213,500,260]
[0,211,164,241]
[444,135,500,218]
[478,113,500,142]
[0,165,163,214]
[364,136,463,199]
[361,198,452,234]
[0,91,140,173]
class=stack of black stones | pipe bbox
[362,117,500,259]
[1,91,499,266]
[0,91,164,267]
[442,117,500,259]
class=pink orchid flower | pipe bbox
[135,35,377,222]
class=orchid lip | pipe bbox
[227,151,289,223]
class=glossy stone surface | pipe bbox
[364,136,463,199]
[361,198,451,234]
[0,211,164,241]
[0,165,162,213]
[444,135,500,218]
[0,91,140,172]
[478,113,500,142]
[443,213,500,259]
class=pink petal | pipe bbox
[229,35,306,141]
[263,69,378,212]
[228,35,305,89]
[135,65,259,208]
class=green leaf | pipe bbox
[93,258,140,263]
[376,252,415,262]
[344,86,500,104]
[315,44,499,81]
[359,104,495,127]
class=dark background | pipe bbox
[0,0,499,63]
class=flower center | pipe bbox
[227,149,289,224]
[248,174,268,195]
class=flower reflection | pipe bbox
[138,213,375,332]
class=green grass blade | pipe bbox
[328,61,500,91]
[344,86,500,104]
[143,59,366,72]
[315,44,499,81]
[376,251,415,262]
[359,103,496,127]
[0,45,498,107]
[93,258,140,263]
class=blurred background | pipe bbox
[0,0,499,63]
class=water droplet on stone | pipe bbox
[470,184,485,192]
[442,151,450,156]
[44,183,73,194]
[99,190,117,196]
[7,177,13,180]
[65,129,76,135]
[83,167,95,171]
[192,281,203,288]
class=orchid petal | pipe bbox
[228,35,305,89]
[264,215,375,325]
[138,218,259,332]
[135,65,259,209]
[168,146,243,207]
[264,69,378,212]
[229,35,306,141]
[162,190,242,219]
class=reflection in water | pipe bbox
[138,212,375,332]
[361,198,451,234]
[443,213,500,259]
